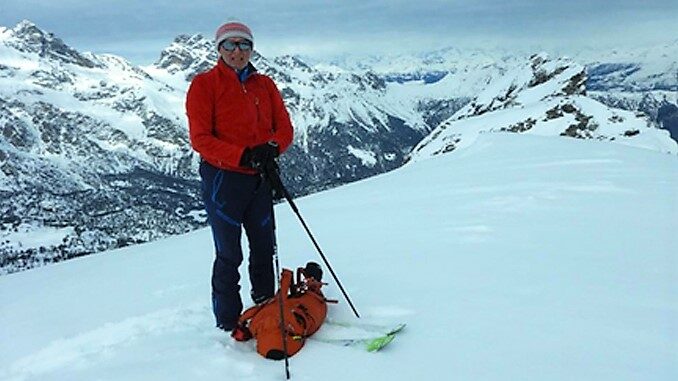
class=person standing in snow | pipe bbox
[185,21,294,331]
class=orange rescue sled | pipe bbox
[232,262,334,359]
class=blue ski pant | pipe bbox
[199,160,275,329]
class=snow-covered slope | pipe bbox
[1,133,676,380]
[411,54,677,160]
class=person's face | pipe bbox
[219,38,253,70]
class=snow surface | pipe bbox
[1,133,677,380]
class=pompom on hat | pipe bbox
[215,22,253,48]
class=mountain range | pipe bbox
[1,20,675,274]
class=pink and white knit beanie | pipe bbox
[215,22,253,48]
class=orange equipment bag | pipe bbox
[231,262,333,360]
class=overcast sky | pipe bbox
[1,0,676,65]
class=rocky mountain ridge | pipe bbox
[410,53,676,161]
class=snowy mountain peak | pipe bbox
[153,33,217,80]
[11,19,40,34]
[272,55,314,73]
[3,20,100,68]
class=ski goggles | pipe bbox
[221,39,253,52]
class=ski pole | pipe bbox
[270,205,291,379]
[263,161,361,319]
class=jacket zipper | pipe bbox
[241,81,261,129]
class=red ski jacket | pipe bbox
[186,59,294,174]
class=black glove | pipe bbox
[240,141,279,170]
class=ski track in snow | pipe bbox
[2,305,220,381]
